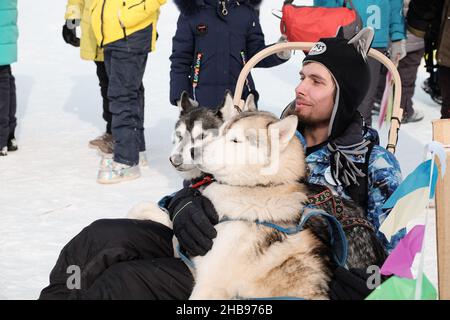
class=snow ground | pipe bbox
[0,0,441,299]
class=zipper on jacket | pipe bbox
[119,1,128,41]
[100,0,107,48]
[220,1,228,16]
[128,0,146,10]
[192,52,203,101]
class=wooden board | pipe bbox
[432,119,450,300]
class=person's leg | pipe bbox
[81,258,194,300]
[8,66,17,143]
[398,48,425,117]
[439,65,450,119]
[0,65,11,150]
[358,49,387,126]
[39,218,174,299]
[138,83,146,153]
[374,66,387,106]
[95,61,112,135]
[106,26,152,166]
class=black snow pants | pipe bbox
[39,219,194,300]
[39,219,375,300]
[0,65,16,149]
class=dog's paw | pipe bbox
[127,202,173,228]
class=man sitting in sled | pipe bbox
[39,28,403,300]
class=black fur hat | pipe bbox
[303,28,374,140]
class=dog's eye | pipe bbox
[231,138,241,143]
[196,133,206,140]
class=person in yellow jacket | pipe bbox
[63,0,113,154]
[87,0,166,184]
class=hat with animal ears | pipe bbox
[302,27,374,140]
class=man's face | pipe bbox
[294,62,336,127]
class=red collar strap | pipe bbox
[190,175,214,189]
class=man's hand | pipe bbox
[389,40,406,64]
[168,187,219,257]
[276,35,291,60]
[62,19,80,47]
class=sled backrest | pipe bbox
[233,42,403,154]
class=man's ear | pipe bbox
[268,115,298,150]
[178,91,198,114]
[217,90,240,121]
[243,94,257,112]
[348,27,374,61]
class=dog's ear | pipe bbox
[267,115,298,150]
[216,90,240,121]
[178,91,199,114]
[243,94,257,112]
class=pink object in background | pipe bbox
[380,225,425,279]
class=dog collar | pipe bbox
[190,175,214,189]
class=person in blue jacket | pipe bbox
[0,0,18,156]
[314,0,406,126]
[170,0,291,108]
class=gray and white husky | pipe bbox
[132,100,335,299]
[187,110,334,299]
[127,91,255,222]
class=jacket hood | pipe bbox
[303,27,374,141]
[174,0,262,15]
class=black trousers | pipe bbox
[94,61,112,135]
[104,26,149,165]
[95,61,146,143]
[39,218,375,300]
[39,219,194,300]
[357,48,387,126]
[0,65,17,148]
[398,48,425,117]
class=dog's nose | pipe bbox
[190,147,201,160]
[170,154,183,167]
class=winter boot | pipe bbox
[422,77,442,105]
[89,133,113,150]
[97,138,114,155]
[402,110,425,123]
[100,152,148,169]
[7,134,18,152]
[139,151,148,168]
[371,102,381,115]
[0,146,7,156]
[97,160,141,184]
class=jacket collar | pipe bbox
[174,0,262,15]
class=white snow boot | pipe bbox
[97,160,141,184]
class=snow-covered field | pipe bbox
[0,0,442,299]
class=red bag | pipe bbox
[280,0,362,42]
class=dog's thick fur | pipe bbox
[187,111,333,299]
[127,92,255,221]
[128,93,386,299]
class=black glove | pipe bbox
[168,187,219,257]
[62,23,80,47]
[329,267,374,300]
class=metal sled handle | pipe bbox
[233,42,403,154]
